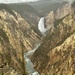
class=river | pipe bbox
[24,43,41,75]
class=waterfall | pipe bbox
[38,17,47,34]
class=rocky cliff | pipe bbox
[31,11,75,75]
[45,3,73,28]
[0,4,42,36]
[8,3,41,28]
[55,4,72,19]
[0,6,41,75]
[45,11,54,27]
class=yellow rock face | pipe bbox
[31,11,75,75]
[0,9,41,75]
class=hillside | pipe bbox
[8,3,41,26]
[45,3,73,28]
[31,11,75,75]
[0,4,41,75]
[0,3,42,36]
[28,1,66,16]
[72,1,75,7]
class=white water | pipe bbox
[24,43,41,75]
[38,17,47,34]
[25,43,41,57]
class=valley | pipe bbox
[0,0,75,75]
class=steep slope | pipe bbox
[29,1,66,16]
[45,3,73,28]
[72,1,75,7]
[0,3,42,36]
[45,11,55,27]
[7,3,41,27]
[7,3,42,36]
[0,5,41,75]
[55,4,72,19]
[31,11,75,75]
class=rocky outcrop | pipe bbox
[8,3,41,28]
[45,4,73,28]
[0,4,42,37]
[0,7,41,75]
[55,4,72,19]
[45,11,54,28]
[31,11,75,75]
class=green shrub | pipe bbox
[0,29,9,42]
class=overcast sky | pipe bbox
[0,0,39,3]
[0,0,74,4]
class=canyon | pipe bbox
[0,0,75,75]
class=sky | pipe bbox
[0,0,39,3]
[0,0,74,4]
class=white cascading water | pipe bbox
[38,17,47,34]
